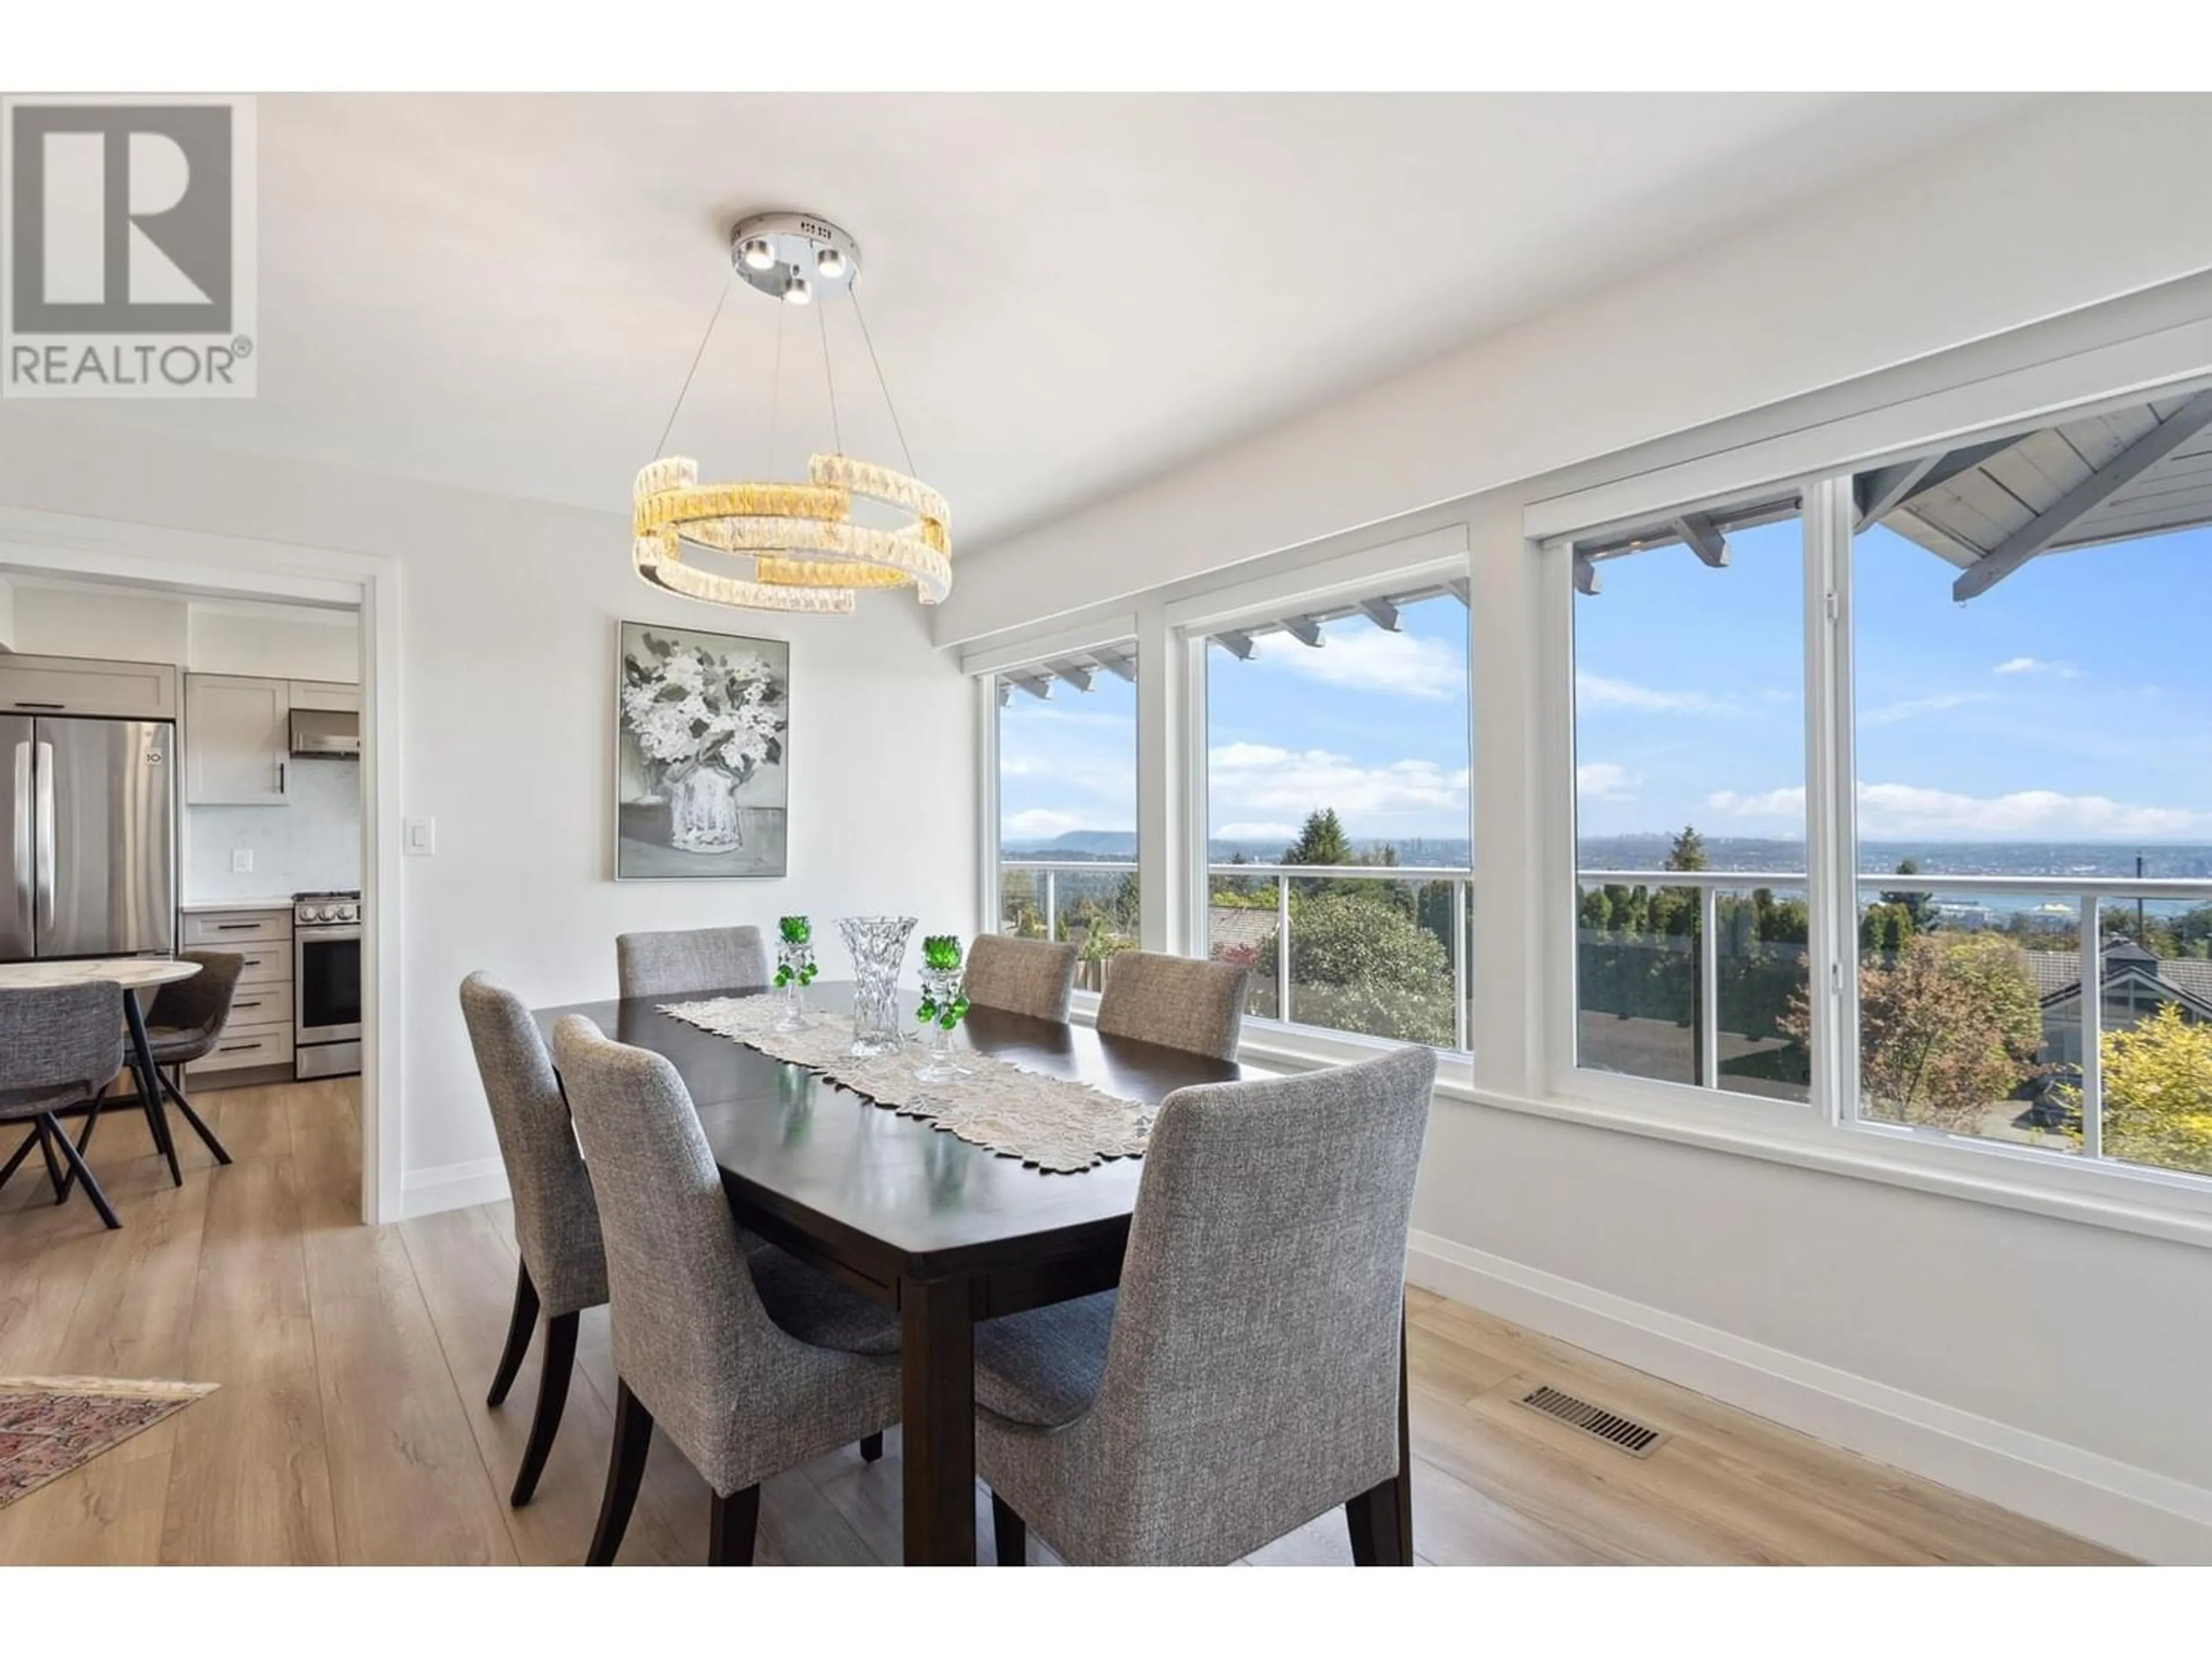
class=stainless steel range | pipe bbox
[294,889,361,1079]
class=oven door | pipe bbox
[296,923,363,1043]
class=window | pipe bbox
[1202,579,1472,1048]
[1850,398,2212,1180]
[1559,382,2212,1192]
[993,645,1138,992]
[1571,498,1811,1103]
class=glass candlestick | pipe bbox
[774,916,818,1031]
[914,962,971,1082]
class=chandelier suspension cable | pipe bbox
[817,298,842,456]
[849,280,916,477]
[653,275,734,459]
[764,297,786,478]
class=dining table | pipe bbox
[0,954,234,1198]
[534,979,1415,1566]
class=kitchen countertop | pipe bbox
[179,897,297,913]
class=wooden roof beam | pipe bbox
[1092,648,1137,683]
[1854,436,2020,532]
[1213,628,1256,660]
[1674,510,1728,568]
[1573,554,1601,596]
[1358,597,1402,631]
[1283,616,1324,647]
[1955,391,2212,601]
[1047,661,1096,694]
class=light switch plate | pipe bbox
[404,817,437,857]
[231,849,254,874]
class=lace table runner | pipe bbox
[659,996,1153,1173]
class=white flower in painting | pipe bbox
[620,636,787,784]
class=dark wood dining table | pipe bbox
[533,980,1413,1566]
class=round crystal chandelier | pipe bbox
[631,211,949,615]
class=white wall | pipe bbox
[0,575,14,650]
[7,585,192,662]
[0,418,978,1213]
[938,92,2212,646]
[191,606,359,680]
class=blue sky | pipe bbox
[1577,516,2212,843]
[999,517,2212,854]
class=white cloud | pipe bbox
[1705,782,2212,839]
[1214,821,1298,842]
[1247,627,1463,700]
[1575,671,1727,714]
[1577,762,1642,801]
[1003,807,1126,839]
[1859,691,1993,727]
[1209,742,1468,828]
[1993,657,2081,679]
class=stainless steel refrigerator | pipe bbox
[2,715,176,961]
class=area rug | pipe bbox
[0,1376,217,1509]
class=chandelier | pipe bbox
[632,211,949,615]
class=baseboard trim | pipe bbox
[1407,1229,2212,1565]
[400,1157,510,1218]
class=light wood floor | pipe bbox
[0,1078,2124,1566]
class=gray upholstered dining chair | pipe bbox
[615,926,771,1000]
[963,934,1080,1022]
[459,972,610,1508]
[1093,951,1252,1062]
[551,1014,904,1565]
[970,1043,1435,1565]
[0,982,131,1231]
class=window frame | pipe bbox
[1537,370,2212,1223]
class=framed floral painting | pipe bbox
[615,620,790,880]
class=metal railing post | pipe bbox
[1697,885,1720,1092]
[2079,895,2102,1161]
[1452,877,1469,1054]
[1276,873,1292,1025]
[1044,869,1058,944]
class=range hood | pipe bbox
[290,707,359,758]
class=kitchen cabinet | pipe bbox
[185,673,290,805]
[289,680,359,713]
[182,905,296,1079]
[0,654,177,720]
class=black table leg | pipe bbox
[899,1273,978,1566]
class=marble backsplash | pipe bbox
[184,756,362,902]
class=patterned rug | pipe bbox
[0,1376,217,1509]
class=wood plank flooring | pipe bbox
[0,1078,2126,1566]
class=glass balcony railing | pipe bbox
[1002,858,1474,1051]
[1576,865,2212,1180]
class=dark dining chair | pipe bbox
[615,926,771,1000]
[0,982,132,1231]
[963,935,1080,1022]
[970,1043,1435,1565]
[1094,951,1252,1062]
[135,950,244,1177]
[460,972,610,1507]
[551,1014,902,1565]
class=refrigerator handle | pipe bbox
[35,741,55,933]
[10,741,29,926]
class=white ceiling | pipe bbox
[36,92,2043,550]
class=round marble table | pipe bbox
[0,956,200,992]
[0,956,228,1216]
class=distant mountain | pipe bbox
[1001,830,1138,858]
[1001,829,1476,865]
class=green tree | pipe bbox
[1664,825,1708,872]
[1880,858,1938,933]
[1283,808,1354,868]
[1271,892,1453,1045]
[2067,1003,2212,1175]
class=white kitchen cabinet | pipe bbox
[288,679,359,713]
[0,654,178,719]
[185,673,291,805]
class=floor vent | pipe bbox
[1517,1384,1667,1457]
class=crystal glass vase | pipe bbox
[668,765,743,853]
[913,963,970,1083]
[774,940,816,1031]
[838,915,916,1056]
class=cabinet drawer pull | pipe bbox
[233,999,264,1010]
[214,922,262,931]
[13,701,65,710]
[218,1041,261,1053]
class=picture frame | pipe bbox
[613,619,790,880]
